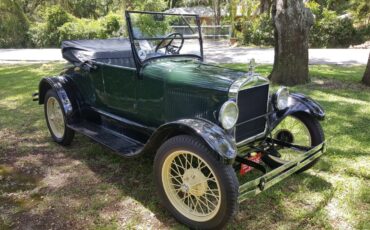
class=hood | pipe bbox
[142,58,247,92]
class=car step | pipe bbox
[68,121,144,157]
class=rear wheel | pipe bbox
[154,135,238,229]
[44,89,75,145]
[263,113,324,173]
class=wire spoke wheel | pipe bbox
[44,89,74,146]
[264,113,324,173]
[271,115,312,161]
[162,150,221,222]
[46,97,65,139]
[155,135,238,228]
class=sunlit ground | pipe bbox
[0,62,369,229]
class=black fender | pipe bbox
[142,119,237,164]
[38,75,81,123]
[270,93,325,129]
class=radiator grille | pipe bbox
[235,84,269,143]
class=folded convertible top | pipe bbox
[61,38,133,65]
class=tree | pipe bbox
[0,0,29,48]
[351,0,370,25]
[259,0,272,14]
[211,0,222,25]
[269,0,314,86]
[362,53,370,86]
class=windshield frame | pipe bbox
[125,10,204,68]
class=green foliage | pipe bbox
[28,6,72,47]
[131,14,174,38]
[357,24,370,41]
[1,0,368,48]
[100,12,122,35]
[0,0,30,48]
[310,9,360,48]
[45,5,72,30]
[132,0,167,12]
[305,0,322,16]
[28,23,48,47]
[58,13,124,42]
[58,19,104,42]
[29,8,124,47]
[240,13,274,47]
[350,0,370,24]
[239,3,365,48]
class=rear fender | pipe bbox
[143,119,237,164]
[270,93,325,129]
[38,76,81,122]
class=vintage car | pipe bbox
[34,11,326,229]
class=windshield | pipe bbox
[126,11,203,63]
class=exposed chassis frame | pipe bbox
[238,141,326,203]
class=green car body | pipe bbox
[67,58,234,125]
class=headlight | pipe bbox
[219,101,239,130]
[274,87,289,110]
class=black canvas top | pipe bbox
[61,38,133,65]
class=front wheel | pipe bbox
[154,135,238,229]
[263,113,325,173]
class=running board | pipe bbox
[68,121,144,157]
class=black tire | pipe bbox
[263,113,324,173]
[44,89,75,146]
[154,135,238,229]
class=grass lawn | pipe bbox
[0,62,369,229]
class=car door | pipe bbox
[70,65,105,109]
[99,64,137,118]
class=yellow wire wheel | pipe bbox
[46,96,66,139]
[44,89,75,146]
[162,150,221,222]
[155,135,238,229]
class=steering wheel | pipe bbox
[155,33,184,55]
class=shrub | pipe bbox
[356,24,370,41]
[58,13,124,43]
[239,6,362,48]
[58,19,104,42]
[241,13,274,47]
[45,6,71,31]
[100,12,125,37]
[29,7,124,47]
[310,9,361,48]
[29,6,72,47]
[28,23,49,47]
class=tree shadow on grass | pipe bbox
[62,138,335,229]
[0,125,335,229]
[232,172,334,229]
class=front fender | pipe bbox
[270,93,325,129]
[143,119,237,164]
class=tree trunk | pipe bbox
[212,0,221,25]
[260,0,272,14]
[269,0,314,86]
[362,53,370,86]
[229,0,238,37]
